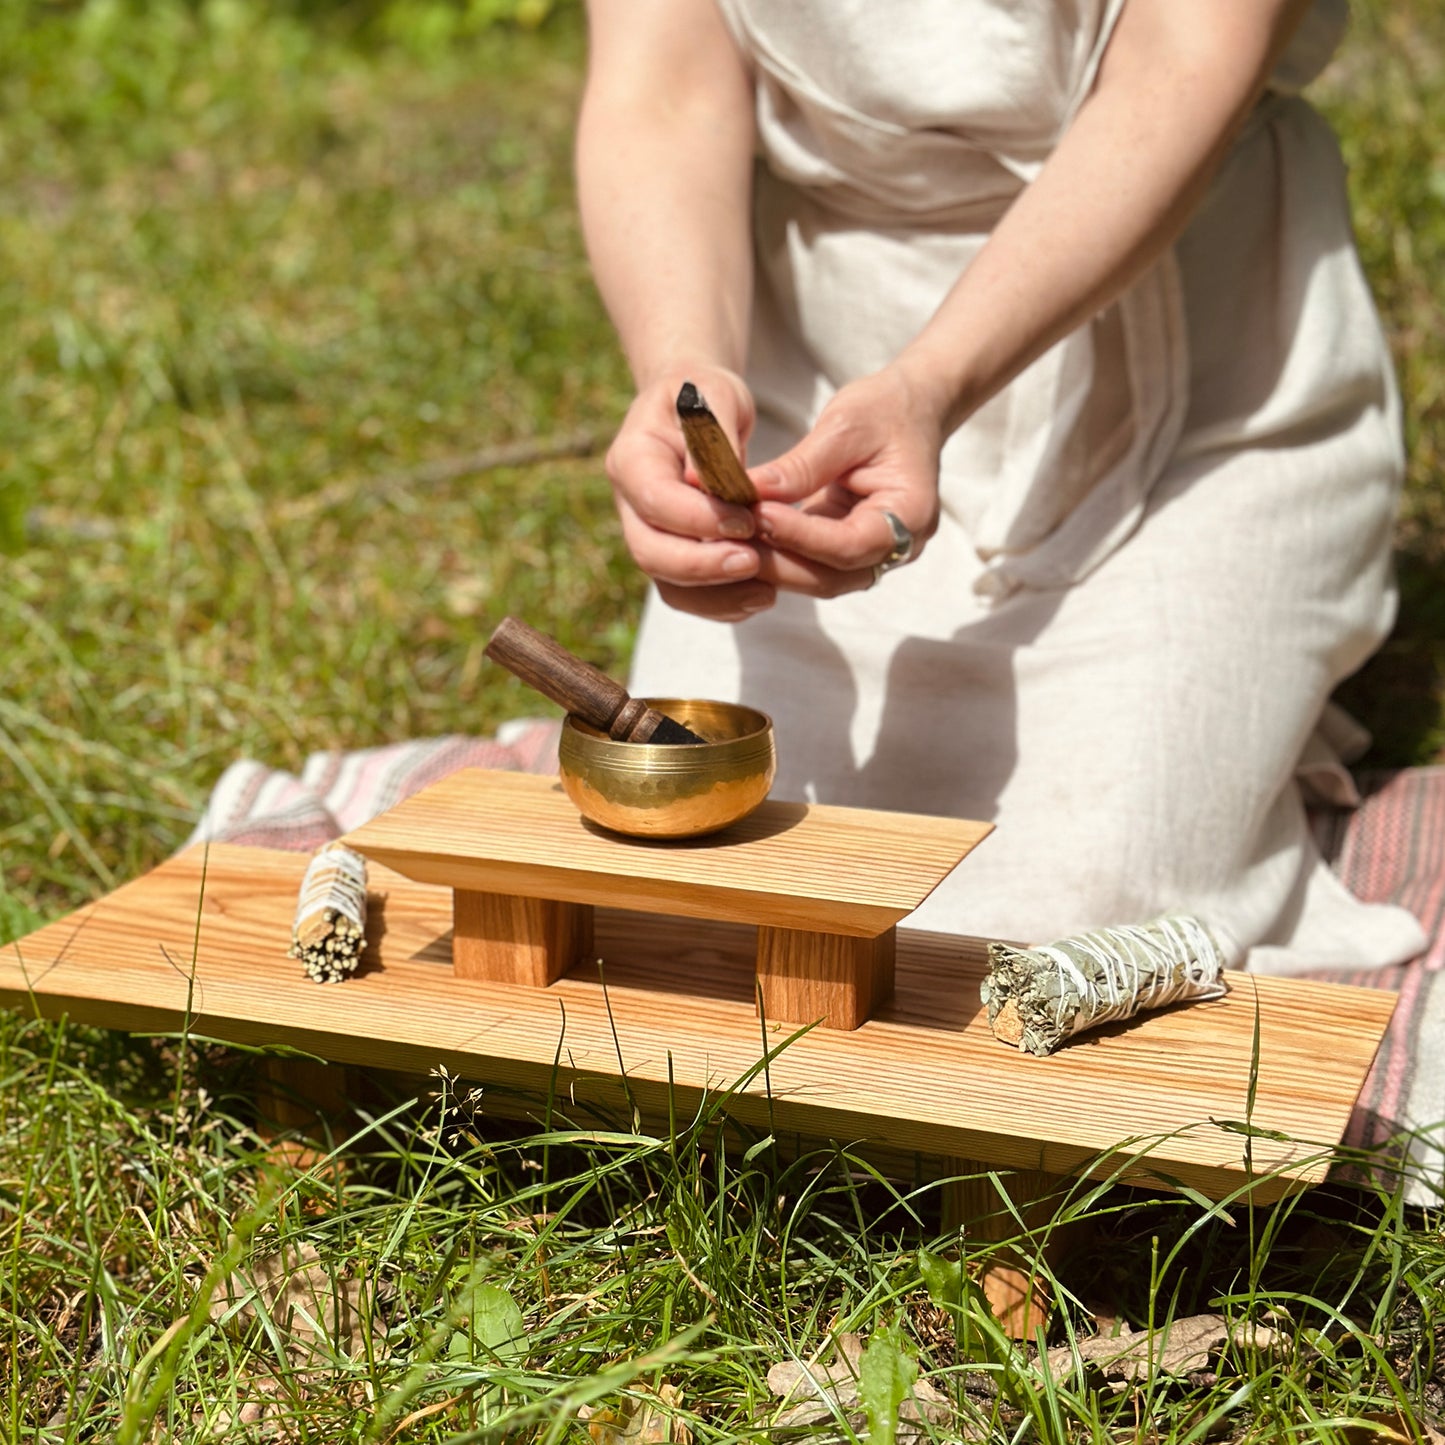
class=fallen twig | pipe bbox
[21,426,608,543]
[271,426,606,523]
[24,509,122,543]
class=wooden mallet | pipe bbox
[484,616,708,746]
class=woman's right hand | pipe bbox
[606,364,777,622]
[579,1,759,619]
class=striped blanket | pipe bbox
[1305,768,1445,1200]
[190,727,1445,1205]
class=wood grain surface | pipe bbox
[0,844,1397,1203]
[453,889,593,986]
[340,769,993,937]
[756,923,896,1030]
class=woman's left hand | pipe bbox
[748,364,945,597]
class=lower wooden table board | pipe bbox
[0,844,1397,1203]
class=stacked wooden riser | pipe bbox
[0,774,1397,1338]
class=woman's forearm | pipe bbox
[576,0,756,388]
[895,0,1313,433]
[571,0,770,624]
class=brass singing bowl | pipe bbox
[558,699,776,839]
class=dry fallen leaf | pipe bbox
[765,1333,951,1442]
[1044,1312,1283,1387]
[192,1397,271,1440]
[209,1242,375,1361]
[1340,1410,1445,1444]
[579,1381,692,1444]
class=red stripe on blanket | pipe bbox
[1343,769,1445,970]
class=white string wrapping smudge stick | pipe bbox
[980,915,1228,1056]
[288,843,368,984]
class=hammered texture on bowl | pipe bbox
[558,699,775,839]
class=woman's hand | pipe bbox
[605,364,778,622]
[749,364,945,597]
[578,1,760,621]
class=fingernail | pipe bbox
[741,592,773,614]
[718,514,753,540]
[754,514,774,541]
[721,550,755,576]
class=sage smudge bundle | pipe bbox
[981,915,1228,1057]
[288,843,368,984]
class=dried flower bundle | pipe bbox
[288,843,368,984]
[981,915,1227,1056]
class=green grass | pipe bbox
[7,1012,1445,1442]
[2,0,1444,1437]
[0,0,636,920]
[1316,3,1445,763]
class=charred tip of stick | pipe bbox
[676,380,707,417]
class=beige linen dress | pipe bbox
[628,0,1427,973]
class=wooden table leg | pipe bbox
[453,889,593,986]
[942,1160,1085,1339]
[256,1056,356,1192]
[755,924,895,1031]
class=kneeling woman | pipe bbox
[575,0,1425,973]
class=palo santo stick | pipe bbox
[676,382,758,505]
[980,916,1227,1056]
[288,843,368,984]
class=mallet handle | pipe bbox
[484,617,681,744]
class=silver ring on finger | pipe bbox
[873,510,915,583]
